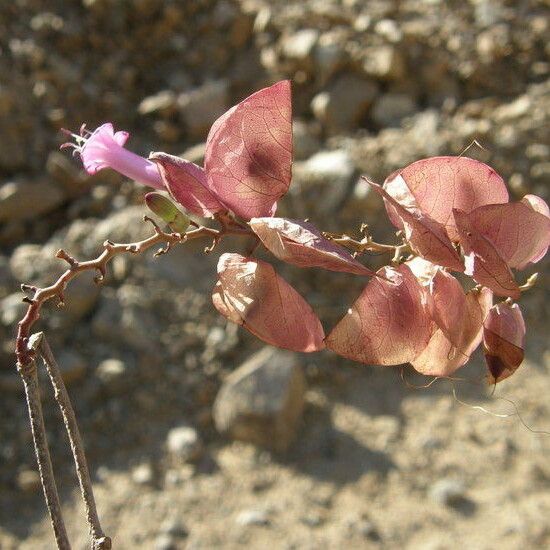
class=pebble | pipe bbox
[0,181,65,223]
[132,463,154,486]
[429,479,467,506]
[166,426,203,462]
[17,468,41,493]
[235,508,270,527]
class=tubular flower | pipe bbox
[61,123,163,190]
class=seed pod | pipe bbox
[145,192,190,233]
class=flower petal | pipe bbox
[483,302,525,384]
[453,209,520,299]
[325,264,433,365]
[387,156,509,241]
[249,217,375,276]
[150,152,225,217]
[205,80,292,220]
[213,253,325,352]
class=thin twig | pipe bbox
[18,358,70,550]
[15,217,247,368]
[33,333,111,550]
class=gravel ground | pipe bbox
[0,1,549,548]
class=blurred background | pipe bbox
[0,0,549,548]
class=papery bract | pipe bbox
[453,209,520,299]
[325,264,432,365]
[365,179,463,271]
[213,253,325,352]
[465,198,550,270]
[412,286,492,377]
[384,157,508,241]
[205,80,292,220]
[483,302,525,383]
[74,123,164,189]
[150,152,225,217]
[249,217,375,276]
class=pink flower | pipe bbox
[61,123,163,190]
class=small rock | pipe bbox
[213,347,306,452]
[374,19,402,43]
[314,33,346,82]
[160,517,188,538]
[292,149,355,216]
[281,29,319,67]
[371,93,417,127]
[180,142,206,165]
[0,180,65,223]
[1,293,26,327]
[138,90,177,116]
[96,358,126,382]
[429,479,466,506]
[154,534,176,550]
[235,508,270,527]
[58,350,87,385]
[132,463,154,486]
[311,75,378,133]
[363,45,405,80]
[178,80,229,140]
[166,426,203,462]
[17,468,41,493]
[293,120,321,160]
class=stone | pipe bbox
[371,93,417,127]
[213,347,306,452]
[57,349,87,384]
[178,80,229,140]
[96,358,126,384]
[166,426,203,462]
[9,244,60,284]
[138,90,177,116]
[1,293,26,327]
[293,120,320,160]
[311,75,378,133]
[132,463,154,485]
[363,45,405,80]
[235,508,270,527]
[0,180,65,223]
[281,29,319,67]
[154,534,176,550]
[292,149,356,216]
[429,479,467,506]
[314,33,345,82]
[17,468,41,493]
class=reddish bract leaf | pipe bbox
[483,302,525,384]
[325,264,432,366]
[213,253,325,352]
[205,80,292,220]
[465,199,550,270]
[386,157,509,241]
[365,179,463,271]
[453,209,520,299]
[522,194,550,217]
[412,287,492,377]
[150,152,225,217]
[249,217,375,276]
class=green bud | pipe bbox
[145,192,190,233]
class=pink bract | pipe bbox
[249,217,375,276]
[150,152,225,217]
[325,264,433,365]
[213,253,325,353]
[483,302,525,384]
[383,156,509,241]
[205,80,292,220]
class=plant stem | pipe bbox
[18,358,70,550]
[31,333,111,550]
